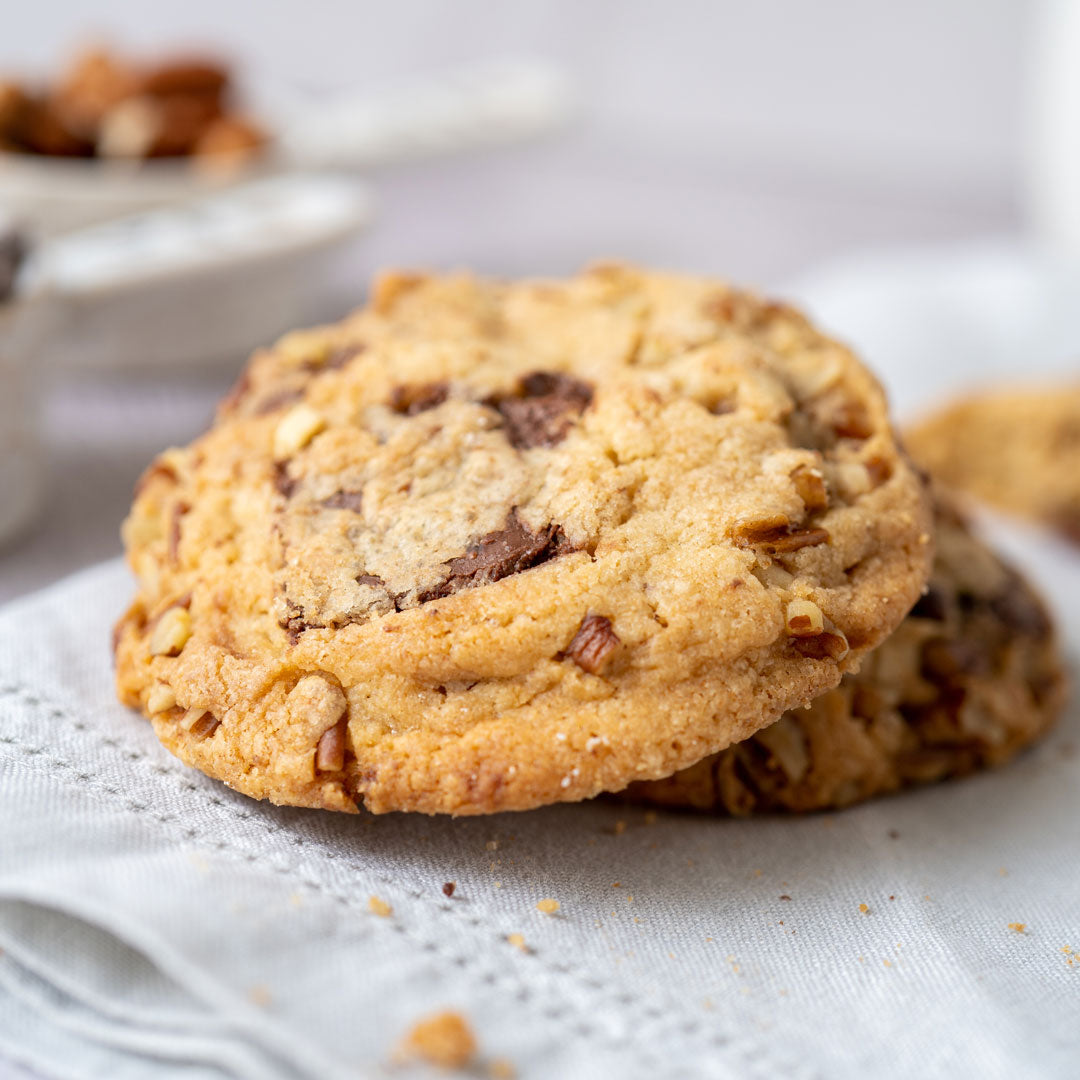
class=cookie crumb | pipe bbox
[490,1058,516,1079]
[507,933,527,951]
[442,882,456,897]
[1008,922,1027,934]
[398,1010,476,1070]
[779,895,792,901]
[887,829,900,840]
[369,895,392,917]
[248,984,272,1007]
[859,903,870,914]
[536,898,560,914]
[643,810,658,825]
[613,820,627,836]
[486,840,499,851]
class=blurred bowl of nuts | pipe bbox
[0,46,572,238]
[0,46,271,236]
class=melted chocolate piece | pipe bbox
[417,510,575,603]
[492,371,593,449]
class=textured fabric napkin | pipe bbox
[3,243,1080,1079]
[2,530,1079,1080]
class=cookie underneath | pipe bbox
[626,501,1066,814]
[907,384,1080,546]
[115,264,932,815]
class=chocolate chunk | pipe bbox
[564,614,620,675]
[390,381,449,415]
[442,882,456,898]
[910,583,949,622]
[254,386,305,416]
[988,576,1051,639]
[418,510,575,603]
[321,490,364,513]
[492,371,593,449]
[280,600,310,644]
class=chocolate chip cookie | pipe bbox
[114,264,933,815]
[907,384,1080,546]
[628,500,1066,814]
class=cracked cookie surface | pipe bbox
[114,264,932,815]
[628,500,1066,814]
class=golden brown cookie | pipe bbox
[628,501,1066,814]
[907,384,1080,545]
[114,264,932,815]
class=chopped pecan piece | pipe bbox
[785,599,824,637]
[792,630,848,661]
[390,381,449,415]
[180,707,219,739]
[253,386,305,416]
[564,614,621,675]
[315,718,348,772]
[791,465,828,513]
[168,501,190,565]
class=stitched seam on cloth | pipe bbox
[0,680,817,1080]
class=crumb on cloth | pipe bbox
[397,1010,476,1069]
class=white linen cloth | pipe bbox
[2,242,1080,1079]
